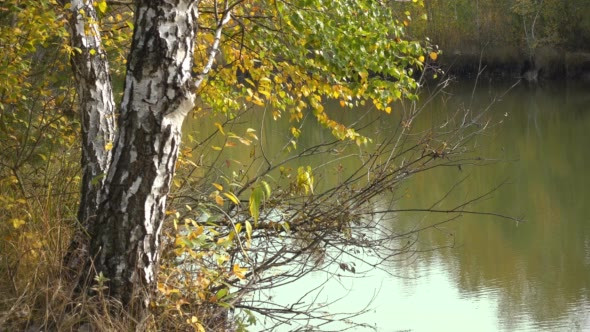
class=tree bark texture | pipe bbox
[65,0,199,309]
[62,0,116,284]
[89,0,198,307]
[66,0,116,226]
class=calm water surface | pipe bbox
[189,81,590,331]
[389,81,590,332]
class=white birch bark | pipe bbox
[65,0,116,224]
[64,0,232,312]
[86,0,199,306]
[61,0,116,283]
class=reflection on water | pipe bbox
[393,81,590,331]
[251,81,590,331]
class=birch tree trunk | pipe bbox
[62,0,116,285]
[88,0,198,308]
[64,0,203,312]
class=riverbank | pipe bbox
[437,47,590,82]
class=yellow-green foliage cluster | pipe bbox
[197,0,434,145]
[1,0,432,330]
[0,1,83,327]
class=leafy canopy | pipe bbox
[196,0,431,144]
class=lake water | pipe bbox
[187,80,590,331]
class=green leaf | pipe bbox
[216,288,228,300]
[244,309,257,324]
[261,180,271,198]
[249,187,264,226]
[90,173,106,186]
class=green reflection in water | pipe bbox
[394,81,590,330]
[184,81,590,330]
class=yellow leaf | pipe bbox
[385,106,392,114]
[189,316,205,332]
[232,264,248,279]
[105,141,113,151]
[281,221,290,232]
[251,95,265,106]
[237,136,251,146]
[246,220,252,239]
[194,225,204,236]
[215,194,224,206]
[359,70,368,81]
[301,85,310,97]
[245,220,252,240]
[429,52,438,61]
[214,122,225,135]
[258,88,271,98]
[297,166,314,195]
[212,182,223,191]
[223,192,240,205]
[11,219,25,229]
[247,132,258,140]
[97,0,107,14]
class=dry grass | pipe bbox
[0,171,141,331]
[0,189,223,332]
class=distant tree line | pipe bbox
[394,0,590,79]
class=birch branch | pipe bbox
[194,7,233,89]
